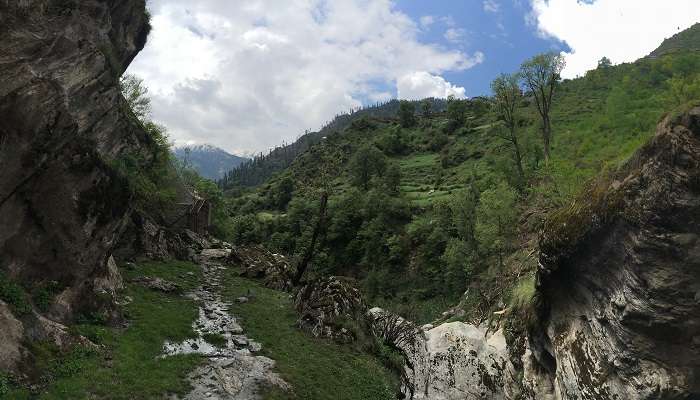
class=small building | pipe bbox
[170,184,212,235]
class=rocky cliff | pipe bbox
[530,105,700,399]
[0,0,150,370]
[393,106,700,399]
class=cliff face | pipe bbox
[0,0,149,331]
[531,105,700,399]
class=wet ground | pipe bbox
[164,248,289,399]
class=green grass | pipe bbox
[220,268,398,400]
[202,333,227,348]
[4,261,204,400]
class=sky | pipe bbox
[128,0,700,156]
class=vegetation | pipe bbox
[217,48,700,324]
[4,261,203,399]
[520,52,566,162]
[220,268,397,400]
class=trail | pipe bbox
[165,248,289,399]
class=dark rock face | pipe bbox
[295,276,366,343]
[0,0,149,337]
[533,107,700,399]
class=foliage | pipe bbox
[7,261,203,399]
[220,270,397,400]
[348,144,387,190]
[222,49,700,322]
[520,52,566,161]
[0,272,32,316]
[398,100,416,128]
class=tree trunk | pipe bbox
[542,117,551,163]
[292,190,329,285]
[510,125,525,184]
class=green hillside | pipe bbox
[217,49,700,323]
[649,23,700,58]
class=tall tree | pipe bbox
[520,52,565,162]
[445,95,468,133]
[398,100,416,128]
[491,73,525,184]
[348,144,386,190]
[421,99,433,117]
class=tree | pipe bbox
[382,163,402,195]
[597,56,612,69]
[491,73,525,184]
[398,100,416,128]
[520,52,566,162]
[120,74,151,122]
[421,99,433,117]
[476,181,518,267]
[348,144,386,190]
[445,95,468,133]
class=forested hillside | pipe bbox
[219,98,448,190]
[218,49,700,322]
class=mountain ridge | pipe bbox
[173,144,248,181]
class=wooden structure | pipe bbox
[170,184,212,235]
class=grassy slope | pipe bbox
[3,261,203,400]
[225,50,700,323]
[219,268,397,400]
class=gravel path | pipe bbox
[164,248,289,399]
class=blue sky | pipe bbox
[398,0,568,96]
[129,0,700,154]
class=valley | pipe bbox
[1,1,699,399]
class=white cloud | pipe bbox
[529,0,700,78]
[444,27,467,43]
[128,0,482,155]
[420,15,436,29]
[483,0,500,13]
[397,71,467,100]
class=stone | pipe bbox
[295,276,366,343]
[235,297,249,304]
[0,302,25,371]
[130,276,180,293]
[226,245,294,291]
[0,0,151,329]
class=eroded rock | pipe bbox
[0,0,150,328]
[226,245,293,291]
[295,276,366,343]
[531,106,700,399]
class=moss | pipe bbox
[539,171,625,271]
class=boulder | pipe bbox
[368,307,510,400]
[295,276,366,343]
[226,245,294,291]
[0,302,25,372]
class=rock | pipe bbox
[0,0,150,333]
[530,106,700,399]
[235,297,249,304]
[226,245,294,291]
[130,276,180,293]
[0,302,25,372]
[402,323,509,400]
[295,276,366,343]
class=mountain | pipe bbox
[173,144,248,181]
[649,22,700,58]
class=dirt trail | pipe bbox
[165,248,289,399]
